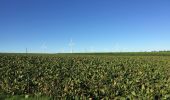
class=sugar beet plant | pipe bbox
[0,54,170,99]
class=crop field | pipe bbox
[0,53,170,99]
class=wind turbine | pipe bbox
[69,38,75,53]
[41,42,47,53]
[90,46,94,53]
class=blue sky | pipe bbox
[0,0,170,53]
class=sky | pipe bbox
[0,0,170,53]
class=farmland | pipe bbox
[0,53,170,99]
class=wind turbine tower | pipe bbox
[69,39,74,53]
[26,48,28,54]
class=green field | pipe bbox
[0,52,170,99]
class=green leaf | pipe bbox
[131,91,136,96]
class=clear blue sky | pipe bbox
[0,0,170,53]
